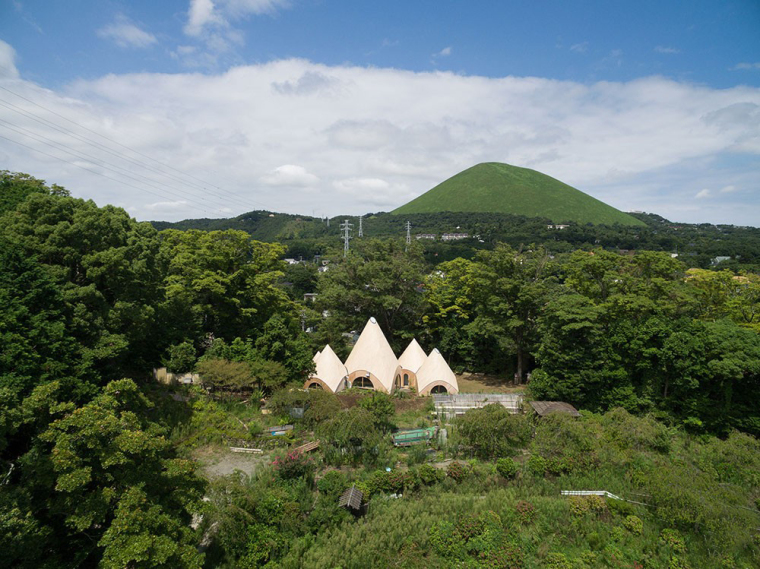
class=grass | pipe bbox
[392,162,646,227]
[456,372,527,393]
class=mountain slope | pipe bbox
[392,162,645,226]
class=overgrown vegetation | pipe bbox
[1,171,758,567]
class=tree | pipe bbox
[0,170,69,215]
[160,229,291,343]
[467,244,557,381]
[316,239,427,351]
[2,194,165,377]
[457,404,531,459]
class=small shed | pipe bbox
[530,401,581,418]
[338,486,364,512]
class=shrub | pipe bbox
[316,470,348,498]
[527,454,546,476]
[358,392,395,431]
[623,515,643,535]
[457,404,531,459]
[496,457,518,479]
[272,450,315,480]
[543,552,571,568]
[515,500,536,525]
[569,495,607,517]
[416,464,444,485]
[446,461,469,482]
[660,529,686,554]
[302,390,341,428]
[163,340,196,373]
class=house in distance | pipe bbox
[305,317,459,395]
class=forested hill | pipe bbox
[392,162,646,227]
[152,209,760,270]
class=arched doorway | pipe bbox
[431,385,448,394]
[307,382,323,389]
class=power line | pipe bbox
[0,96,264,213]
[0,122,229,215]
[0,84,270,212]
[0,133,219,216]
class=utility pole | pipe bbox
[340,219,353,257]
[405,221,411,251]
[358,215,364,238]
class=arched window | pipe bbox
[431,385,448,394]
[403,373,409,386]
[353,376,373,389]
[308,382,322,389]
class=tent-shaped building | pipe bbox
[343,317,398,393]
[416,348,459,395]
[304,344,348,393]
[394,338,427,391]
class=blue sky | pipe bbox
[0,0,759,224]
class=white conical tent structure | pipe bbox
[304,344,348,393]
[398,338,427,373]
[312,350,321,362]
[394,338,427,390]
[344,317,399,393]
[416,348,459,395]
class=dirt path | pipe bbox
[192,445,269,479]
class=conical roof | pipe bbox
[344,317,399,392]
[312,350,321,362]
[416,348,458,395]
[398,338,427,373]
[310,344,348,392]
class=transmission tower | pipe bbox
[405,221,411,251]
[340,219,353,257]
[358,215,364,238]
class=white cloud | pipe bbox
[654,46,680,54]
[695,189,711,199]
[1,55,759,224]
[260,165,319,187]
[570,42,588,53]
[719,185,737,193]
[97,15,157,49]
[435,46,452,57]
[732,62,760,71]
[0,40,19,78]
[184,0,288,36]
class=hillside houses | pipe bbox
[305,317,459,395]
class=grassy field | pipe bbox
[392,162,646,226]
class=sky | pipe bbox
[0,0,759,225]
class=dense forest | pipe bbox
[1,170,759,568]
[153,209,760,271]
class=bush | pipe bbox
[515,500,536,524]
[272,450,315,480]
[623,514,643,535]
[358,392,395,431]
[527,454,546,476]
[416,464,444,486]
[543,552,571,569]
[302,390,341,428]
[197,358,255,393]
[446,461,469,482]
[163,340,197,373]
[316,470,348,498]
[458,404,531,459]
[496,457,518,479]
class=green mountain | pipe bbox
[392,162,646,227]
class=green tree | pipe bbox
[160,229,291,342]
[316,239,427,351]
[0,170,69,215]
[468,244,557,380]
[1,194,165,377]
